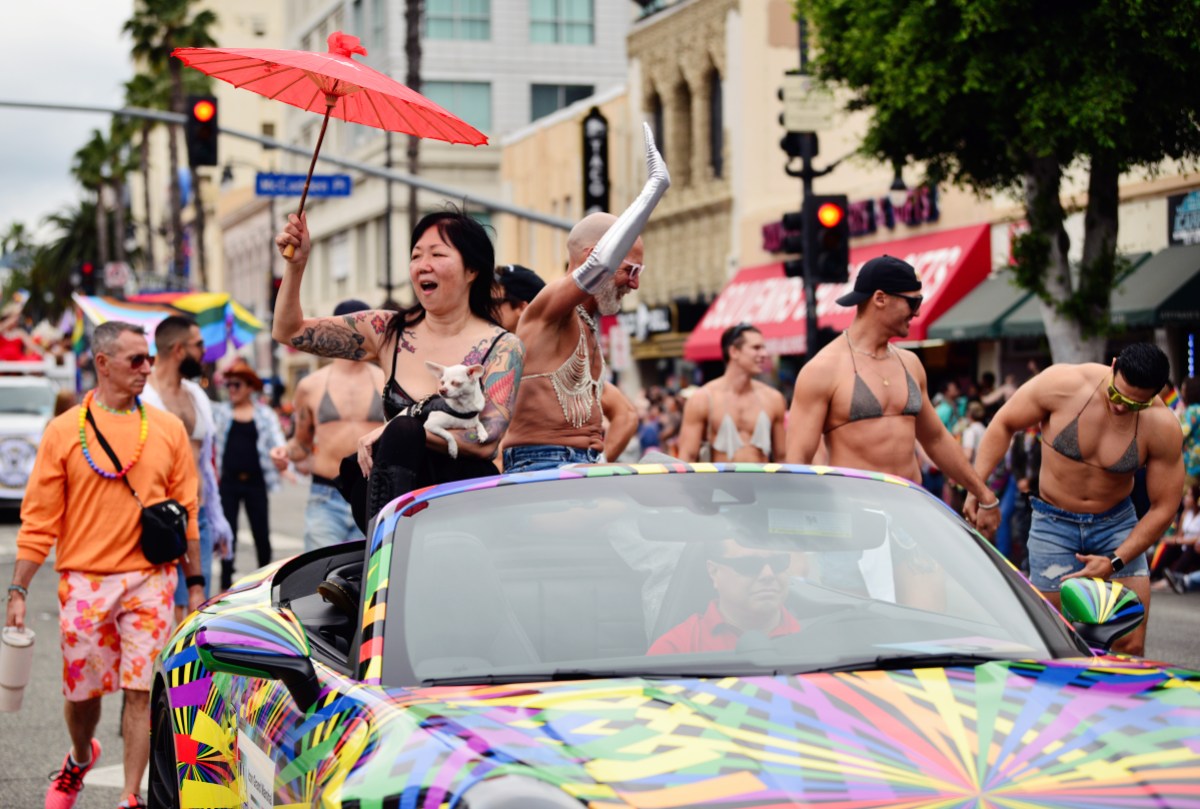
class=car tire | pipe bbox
[147,686,181,809]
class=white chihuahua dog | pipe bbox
[418,361,487,458]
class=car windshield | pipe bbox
[0,384,56,417]
[386,473,1068,686]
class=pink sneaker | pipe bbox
[117,794,147,809]
[45,738,101,809]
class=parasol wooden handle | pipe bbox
[282,96,337,261]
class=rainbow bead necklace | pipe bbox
[78,390,148,480]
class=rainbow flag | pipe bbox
[72,292,264,361]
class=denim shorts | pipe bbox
[503,444,603,474]
[1027,497,1147,590]
[305,481,364,552]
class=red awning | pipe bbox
[682,223,991,361]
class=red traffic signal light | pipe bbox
[185,94,219,167]
[816,201,844,228]
[192,98,216,123]
[805,195,850,284]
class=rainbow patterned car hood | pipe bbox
[157,464,1200,808]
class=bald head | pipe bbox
[567,212,617,268]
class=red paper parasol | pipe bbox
[173,32,487,256]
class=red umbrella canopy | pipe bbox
[172,32,486,146]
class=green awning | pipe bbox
[996,251,1162,338]
[926,270,1028,340]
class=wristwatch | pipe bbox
[1108,554,1125,574]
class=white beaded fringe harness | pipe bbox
[522,306,605,429]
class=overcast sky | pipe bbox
[0,2,133,240]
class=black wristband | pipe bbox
[185,575,206,589]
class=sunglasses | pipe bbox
[620,262,644,283]
[885,291,923,314]
[226,380,246,390]
[107,352,154,369]
[1107,376,1154,411]
[717,553,791,577]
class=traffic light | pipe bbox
[80,261,96,295]
[805,194,850,283]
[185,95,219,167]
[780,210,805,277]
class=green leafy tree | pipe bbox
[72,130,112,276]
[124,0,217,288]
[798,0,1200,362]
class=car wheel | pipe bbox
[147,686,180,809]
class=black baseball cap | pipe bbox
[494,264,546,304]
[333,299,371,316]
[835,255,922,307]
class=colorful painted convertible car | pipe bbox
[150,464,1200,808]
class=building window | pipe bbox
[423,81,492,132]
[426,0,490,40]
[708,69,723,179]
[671,80,693,187]
[531,84,594,121]
[530,0,593,45]
[649,94,665,164]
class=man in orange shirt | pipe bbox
[6,321,200,809]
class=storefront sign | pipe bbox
[616,303,672,342]
[1168,190,1200,245]
[848,186,940,237]
[582,108,610,215]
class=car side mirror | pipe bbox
[1058,578,1144,653]
[195,605,321,712]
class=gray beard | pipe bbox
[593,279,622,316]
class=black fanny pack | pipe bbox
[86,409,189,565]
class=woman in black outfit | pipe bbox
[272,209,526,533]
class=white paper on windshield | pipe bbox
[237,729,276,809]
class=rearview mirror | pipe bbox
[195,605,321,712]
[1059,578,1144,653]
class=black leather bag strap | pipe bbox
[85,408,143,506]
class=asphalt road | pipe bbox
[0,480,1198,807]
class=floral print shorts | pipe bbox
[57,567,176,700]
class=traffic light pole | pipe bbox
[784,134,838,357]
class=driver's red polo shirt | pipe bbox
[647,600,801,655]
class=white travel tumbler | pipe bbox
[0,627,35,712]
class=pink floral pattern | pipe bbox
[58,567,175,699]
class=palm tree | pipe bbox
[108,116,140,276]
[124,0,218,288]
[72,130,111,278]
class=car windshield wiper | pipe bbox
[805,652,1009,675]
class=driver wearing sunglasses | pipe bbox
[648,538,801,655]
[963,342,1184,657]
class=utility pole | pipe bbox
[780,17,838,356]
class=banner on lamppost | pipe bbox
[582,108,610,215]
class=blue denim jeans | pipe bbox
[503,444,603,474]
[305,481,365,552]
[175,507,213,605]
[1027,497,1147,591]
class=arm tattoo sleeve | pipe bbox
[467,334,524,446]
[291,320,367,360]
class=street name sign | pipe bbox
[256,173,352,197]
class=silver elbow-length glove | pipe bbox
[572,123,671,294]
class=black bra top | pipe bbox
[827,335,922,432]
[382,330,505,421]
[318,373,386,424]
[1046,378,1140,474]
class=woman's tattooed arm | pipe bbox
[288,311,395,361]
[453,331,524,459]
